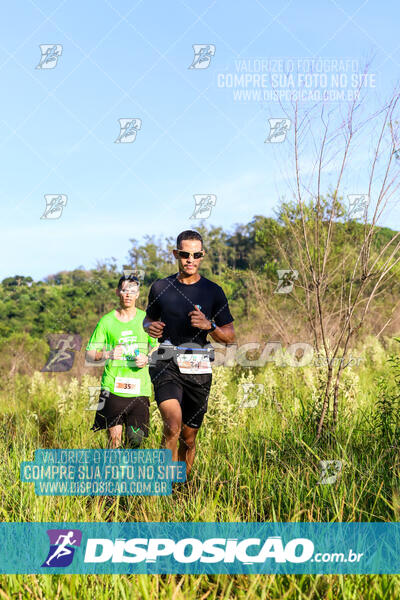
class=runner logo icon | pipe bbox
[42,529,82,567]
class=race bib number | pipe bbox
[113,377,141,394]
[176,353,212,374]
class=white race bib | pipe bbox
[113,377,141,394]
[176,353,212,374]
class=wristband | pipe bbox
[208,320,217,332]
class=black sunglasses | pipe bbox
[176,250,204,259]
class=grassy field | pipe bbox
[0,336,399,599]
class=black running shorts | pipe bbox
[91,390,150,436]
[149,358,212,429]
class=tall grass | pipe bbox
[0,337,399,598]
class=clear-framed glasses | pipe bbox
[120,285,139,294]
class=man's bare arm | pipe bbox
[85,347,121,363]
[208,322,236,344]
[188,306,236,344]
[85,349,105,363]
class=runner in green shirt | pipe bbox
[85,274,157,448]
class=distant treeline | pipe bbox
[0,212,398,379]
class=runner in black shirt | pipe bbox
[143,230,235,476]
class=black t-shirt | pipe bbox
[145,273,234,347]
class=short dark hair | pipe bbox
[176,230,203,249]
[117,274,140,290]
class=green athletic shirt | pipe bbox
[86,308,157,397]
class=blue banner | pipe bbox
[1,522,400,574]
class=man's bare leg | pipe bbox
[158,399,182,461]
[178,425,199,476]
[108,424,123,448]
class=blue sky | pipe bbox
[1,0,400,280]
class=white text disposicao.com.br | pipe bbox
[82,537,364,564]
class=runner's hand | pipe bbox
[188,305,211,330]
[135,353,148,368]
[146,320,166,338]
[110,345,124,360]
